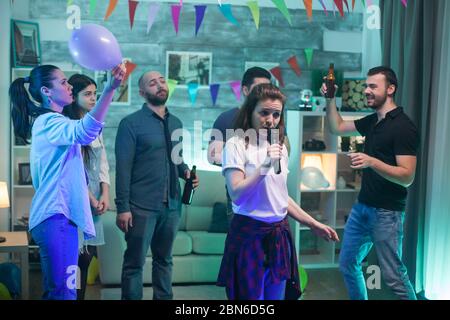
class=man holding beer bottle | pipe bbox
[321,66,419,300]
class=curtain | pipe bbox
[381,0,450,298]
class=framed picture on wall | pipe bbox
[341,78,371,112]
[11,20,41,68]
[244,61,280,87]
[18,163,32,185]
[166,51,212,87]
[95,58,131,105]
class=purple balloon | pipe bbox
[69,24,122,71]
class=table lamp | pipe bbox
[0,181,10,243]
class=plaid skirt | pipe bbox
[217,214,301,300]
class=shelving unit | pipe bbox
[286,108,369,268]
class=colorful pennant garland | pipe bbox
[210,84,220,106]
[287,56,301,76]
[247,1,260,29]
[89,0,97,16]
[195,5,207,36]
[188,83,199,104]
[218,4,239,26]
[304,48,314,67]
[147,3,160,34]
[271,0,292,26]
[167,79,178,102]
[270,66,285,87]
[230,81,241,101]
[171,4,182,34]
[104,0,118,21]
[303,0,313,21]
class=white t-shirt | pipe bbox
[222,135,289,223]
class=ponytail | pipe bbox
[9,65,60,144]
[9,77,34,143]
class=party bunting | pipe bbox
[334,0,345,17]
[171,4,182,34]
[401,0,407,8]
[230,81,241,102]
[271,0,292,26]
[123,61,137,83]
[343,0,350,13]
[247,1,260,29]
[218,4,239,26]
[304,48,314,67]
[210,84,220,106]
[361,0,366,8]
[128,1,139,30]
[303,0,313,21]
[167,79,178,101]
[147,3,160,34]
[104,0,119,21]
[89,0,97,16]
[270,66,284,88]
[188,83,199,104]
[332,0,336,16]
[318,0,328,16]
[352,0,356,11]
[287,55,301,76]
[195,5,207,36]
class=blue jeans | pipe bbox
[339,202,417,300]
[121,205,180,300]
[30,214,79,300]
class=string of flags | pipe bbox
[69,0,408,33]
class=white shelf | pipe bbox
[13,185,33,189]
[13,145,30,150]
[287,109,366,268]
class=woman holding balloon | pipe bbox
[9,60,125,299]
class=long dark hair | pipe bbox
[63,74,97,164]
[234,83,286,145]
[9,65,60,144]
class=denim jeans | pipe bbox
[121,205,180,300]
[30,214,78,300]
[339,202,417,300]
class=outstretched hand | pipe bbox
[107,63,127,90]
[312,222,340,242]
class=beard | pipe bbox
[145,90,168,106]
[367,92,388,110]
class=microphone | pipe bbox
[267,128,283,174]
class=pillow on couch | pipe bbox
[208,202,229,233]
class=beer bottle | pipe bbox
[182,165,196,205]
[325,63,336,98]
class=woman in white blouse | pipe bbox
[63,74,111,300]
[217,83,339,300]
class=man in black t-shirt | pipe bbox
[321,66,419,300]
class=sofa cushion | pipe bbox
[188,231,226,254]
[146,231,192,257]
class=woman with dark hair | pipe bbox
[9,64,125,300]
[63,74,110,300]
[217,83,339,300]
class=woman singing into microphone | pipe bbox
[217,83,339,300]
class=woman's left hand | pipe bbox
[107,63,127,90]
[312,222,340,242]
[96,194,110,215]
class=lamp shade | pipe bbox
[0,182,10,208]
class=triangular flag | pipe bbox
[67,0,73,6]
[147,3,160,34]
[123,61,137,83]
[171,4,182,34]
[271,0,292,26]
[104,0,119,21]
[188,83,200,105]
[195,5,207,36]
[89,0,98,16]
[352,0,356,11]
[303,0,313,21]
[334,0,345,17]
[209,84,220,106]
[218,4,239,26]
[270,66,284,87]
[401,0,407,8]
[287,56,301,77]
[230,81,241,102]
[318,0,328,16]
[247,1,260,29]
[343,0,350,12]
[128,1,139,30]
[367,0,372,7]
[361,0,366,8]
[332,0,336,16]
[304,48,314,67]
[167,79,178,101]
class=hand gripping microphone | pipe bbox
[267,128,283,174]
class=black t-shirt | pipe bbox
[354,107,419,211]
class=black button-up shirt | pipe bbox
[354,107,419,211]
[115,104,189,213]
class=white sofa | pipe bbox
[97,170,228,285]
